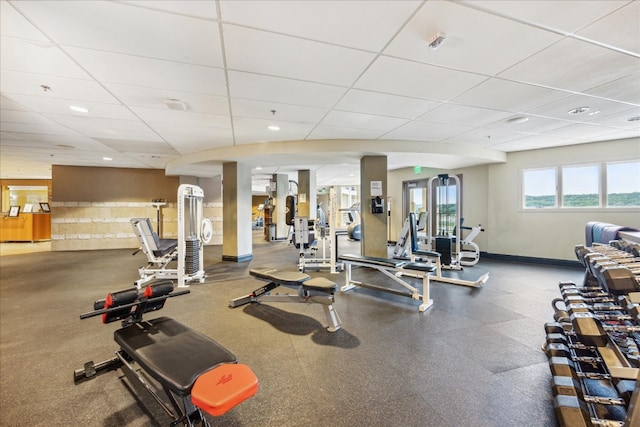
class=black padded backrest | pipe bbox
[102,288,138,324]
[409,212,419,253]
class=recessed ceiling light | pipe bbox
[627,116,640,122]
[268,125,280,131]
[69,105,89,113]
[102,157,112,161]
[568,106,590,115]
[256,166,263,170]
[507,116,529,124]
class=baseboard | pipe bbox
[222,254,253,262]
[481,252,582,268]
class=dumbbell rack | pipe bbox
[544,240,640,426]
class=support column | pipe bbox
[222,162,253,262]
[297,170,316,220]
[272,173,289,240]
[360,155,388,258]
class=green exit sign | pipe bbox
[413,166,422,174]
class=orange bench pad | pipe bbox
[191,363,258,417]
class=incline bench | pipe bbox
[339,253,436,312]
[74,280,258,426]
[229,268,342,332]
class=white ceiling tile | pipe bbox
[445,127,526,147]
[131,107,230,129]
[584,72,640,105]
[0,37,91,79]
[228,71,347,108]
[484,115,572,134]
[1,71,120,103]
[452,78,571,112]
[543,122,622,140]
[385,0,563,76]
[161,132,234,154]
[231,99,327,124]
[13,1,223,67]
[382,120,474,142]
[490,134,578,152]
[418,104,512,127]
[5,95,138,120]
[119,1,218,20]
[223,24,376,86]
[104,84,230,116]
[591,107,640,129]
[577,1,640,55]
[457,0,629,34]
[0,0,49,41]
[1,96,28,111]
[335,89,440,119]
[306,124,386,140]
[232,117,315,145]
[0,110,56,125]
[94,138,177,155]
[1,121,81,136]
[355,56,488,101]
[43,114,161,141]
[64,47,227,95]
[150,125,234,154]
[527,94,636,122]
[498,37,640,93]
[321,111,408,132]
[219,0,420,51]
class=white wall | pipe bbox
[389,137,640,261]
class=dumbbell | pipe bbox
[552,376,628,427]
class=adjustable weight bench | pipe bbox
[74,280,258,427]
[229,268,342,332]
[131,218,180,287]
[338,254,436,312]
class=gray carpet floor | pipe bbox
[0,233,584,426]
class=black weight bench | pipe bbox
[74,281,258,426]
[339,253,435,312]
[229,268,342,332]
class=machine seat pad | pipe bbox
[339,254,405,269]
[191,363,259,417]
[250,268,310,286]
[153,239,178,257]
[412,249,440,258]
[302,277,338,292]
[114,317,237,396]
[403,262,437,273]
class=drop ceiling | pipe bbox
[1,0,639,187]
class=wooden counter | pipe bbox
[0,213,51,242]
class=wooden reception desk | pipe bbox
[0,213,51,242]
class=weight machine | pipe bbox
[131,184,212,288]
[291,187,342,273]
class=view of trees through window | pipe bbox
[523,160,640,209]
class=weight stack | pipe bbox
[435,237,452,266]
[185,237,200,275]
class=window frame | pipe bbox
[521,159,640,212]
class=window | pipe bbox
[562,164,599,208]
[523,168,557,208]
[607,161,640,207]
[522,160,640,210]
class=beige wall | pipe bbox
[486,138,639,260]
[389,137,639,261]
[50,166,222,251]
